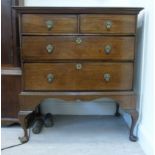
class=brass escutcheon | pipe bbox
[76,63,82,70]
[75,37,82,44]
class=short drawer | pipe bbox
[80,15,136,34]
[23,63,133,91]
[22,36,135,61]
[21,14,77,33]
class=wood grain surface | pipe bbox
[22,36,135,61]
[80,15,136,34]
[22,14,78,33]
[23,62,133,91]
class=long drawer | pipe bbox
[23,63,133,91]
[22,36,135,61]
[80,14,136,34]
[21,14,78,33]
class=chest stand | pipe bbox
[18,91,138,143]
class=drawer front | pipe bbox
[21,14,77,33]
[24,63,133,91]
[80,15,136,34]
[22,36,135,61]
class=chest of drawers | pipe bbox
[15,7,143,143]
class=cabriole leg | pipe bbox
[115,102,121,117]
[18,110,33,143]
[126,110,138,142]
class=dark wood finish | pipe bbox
[1,0,21,125]
[12,0,20,66]
[1,70,21,122]
[80,15,136,34]
[22,36,135,61]
[22,14,78,33]
[23,63,133,91]
[1,118,19,126]
[1,0,20,66]
[1,0,14,64]
[13,7,143,15]
[14,7,143,143]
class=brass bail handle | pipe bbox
[47,73,54,83]
[105,20,112,30]
[104,45,112,54]
[46,44,54,54]
[104,73,111,82]
[46,20,54,30]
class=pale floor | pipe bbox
[1,116,145,155]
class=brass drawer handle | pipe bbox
[76,63,82,70]
[46,44,54,54]
[104,45,112,54]
[105,20,112,30]
[104,73,111,82]
[75,37,82,44]
[46,20,54,30]
[47,73,54,83]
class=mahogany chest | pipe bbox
[14,7,143,143]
